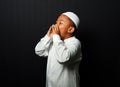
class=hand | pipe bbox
[47,25,53,38]
[52,25,60,35]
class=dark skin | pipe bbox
[47,14,75,40]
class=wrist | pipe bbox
[53,34,61,42]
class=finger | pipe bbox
[53,27,56,32]
[55,25,59,30]
[54,26,58,32]
[56,26,59,31]
[47,28,51,34]
[52,28,56,33]
[49,26,53,32]
[51,24,55,29]
[48,25,53,34]
[54,26,56,30]
[48,26,51,31]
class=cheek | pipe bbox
[59,25,64,29]
[58,25,68,34]
[59,28,68,36]
[59,25,67,31]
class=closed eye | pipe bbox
[60,21,64,24]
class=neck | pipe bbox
[62,34,73,40]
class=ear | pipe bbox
[68,27,75,34]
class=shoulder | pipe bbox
[64,36,81,48]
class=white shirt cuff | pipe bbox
[41,34,52,42]
[53,34,61,42]
[44,35,51,39]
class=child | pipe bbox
[35,12,82,87]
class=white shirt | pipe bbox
[35,34,82,87]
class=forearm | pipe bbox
[35,35,52,57]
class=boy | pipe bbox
[35,12,82,87]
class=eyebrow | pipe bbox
[56,20,65,23]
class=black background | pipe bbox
[0,0,120,87]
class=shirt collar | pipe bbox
[64,36,75,42]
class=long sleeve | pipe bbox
[35,35,52,57]
[52,34,81,64]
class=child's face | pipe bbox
[55,14,74,39]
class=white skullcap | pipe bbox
[62,12,80,28]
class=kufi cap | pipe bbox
[62,12,80,28]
